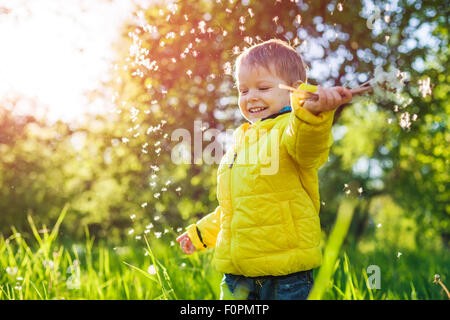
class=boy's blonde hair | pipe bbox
[233,38,307,86]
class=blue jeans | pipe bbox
[220,270,314,300]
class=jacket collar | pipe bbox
[233,106,292,142]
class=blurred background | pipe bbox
[0,0,448,299]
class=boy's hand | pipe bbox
[301,86,352,115]
[176,232,196,254]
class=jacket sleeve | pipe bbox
[281,84,335,169]
[185,206,221,251]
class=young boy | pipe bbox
[176,39,352,300]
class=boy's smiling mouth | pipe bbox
[248,106,268,114]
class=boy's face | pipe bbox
[237,63,291,123]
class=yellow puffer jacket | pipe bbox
[186,84,335,277]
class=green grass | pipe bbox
[0,205,448,300]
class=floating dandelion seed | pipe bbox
[151,165,159,171]
[397,252,402,258]
[151,174,157,179]
[165,180,171,186]
[141,202,148,208]
[128,229,135,235]
[154,215,161,221]
[399,112,412,130]
[148,265,157,275]
[155,232,162,238]
[164,228,169,234]
[387,118,393,124]
[225,8,232,13]
[177,227,183,232]
[224,62,232,75]
[321,201,326,206]
[122,137,129,143]
[135,235,142,240]
[345,189,351,195]
[6,267,18,276]
[239,16,246,24]
[154,193,161,199]
[175,187,182,192]
[146,223,154,229]
[418,77,432,98]
[161,187,167,192]
[130,214,136,220]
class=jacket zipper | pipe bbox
[229,152,237,168]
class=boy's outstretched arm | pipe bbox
[183,206,221,251]
[282,84,352,169]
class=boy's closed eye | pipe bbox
[239,87,270,95]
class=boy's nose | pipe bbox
[247,89,259,101]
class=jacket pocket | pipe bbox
[280,200,299,249]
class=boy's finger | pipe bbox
[318,86,327,109]
[330,89,341,107]
[337,87,352,102]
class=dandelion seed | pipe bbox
[248,8,254,17]
[141,202,148,208]
[225,8,232,13]
[151,165,159,171]
[122,137,129,143]
[397,252,402,258]
[377,223,382,228]
[177,227,183,232]
[151,174,157,179]
[418,77,432,98]
[155,232,162,238]
[295,14,302,25]
[345,189,351,195]
[147,265,157,275]
[412,114,418,121]
[135,235,142,240]
[165,180,171,186]
[128,229,135,235]
[239,16,246,24]
[175,187,182,192]
[16,277,24,281]
[6,267,18,275]
[170,241,175,246]
[181,263,186,268]
[164,228,169,234]
[186,70,192,77]
[224,62,232,75]
[130,214,136,220]
[146,223,154,229]
[272,16,279,24]
[154,193,161,199]
[154,215,161,221]
[337,3,343,11]
[358,187,363,194]
[321,201,326,206]
[387,118,393,124]
[155,148,161,154]
[161,187,167,192]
